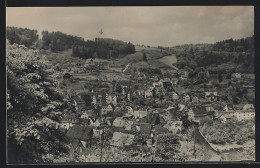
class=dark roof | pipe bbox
[146,113,160,125]
[154,125,169,134]
[61,114,78,122]
[191,105,207,115]
[135,123,152,135]
[66,125,93,140]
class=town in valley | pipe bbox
[6,6,255,163]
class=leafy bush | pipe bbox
[200,119,255,145]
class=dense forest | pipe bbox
[72,38,135,59]
[7,26,38,48]
[173,36,254,73]
[40,31,85,51]
[7,27,135,59]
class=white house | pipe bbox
[187,109,195,121]
[134,110,148,119]
[232,73,242,79]
[172,92,179,101]
[223,104,234,112]
[184,95,191,102]
[219,115,227,123]
[92,95,97,105]
[112,95,118,105]
[127,106,134,115]
[242,104,254,111]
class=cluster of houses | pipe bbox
[59,61,255,160]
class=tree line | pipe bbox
[7,27,136,59]
[173,36,254,73]
[72,38,135,59]
[7,26,38,47]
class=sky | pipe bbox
[6,6,254,47]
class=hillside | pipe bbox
[171,36,254,73]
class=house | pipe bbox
[223,104,234,112]
[92,95,97,105]
[172,92,179,101]
[242,104,254,111]
[146,112,160,125]
[106,95,112,104]
[163,121,182,134]
[74,96,86,112]
[219,115,227,123]
[101,104,115,115]
[205,106,215,114]
[134,110,148,120]
[153,125,169,137]
[178,104,186,111]
[127,106,134,115]
[89,118,101,127]
[160,106,175,121]
[105,117,115,126]
[135,123,152,137]
[125,120,134,130]
[162,81,173,90]
[232,73,242,79]
[205,91,219,101]
[180,71,188,80]
[220,110,255,121]
[110,132,135,148]
[113,117,126,128]
[153,80,163,87]
[192,96,199,104]
[234,111,255,121]
[127,93,131,101]
[80,111,92,119]
[112,95,118,105]
[171,78,178,85]
[184,94,191,102]
[60,114,78,130]
[192,105,207,115]
[187,109,195,121]
[66,125,97,155]
[144,87,154,98]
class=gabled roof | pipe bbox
[191,105,207,115]
[205,91,218,96]
[154,125,169,134]
[66,125,93,140]
[225,104,234,110]
[61,114,78,122]
[110,132,135,147]
[146,112,160,125]
[134,122,152,135]
[205,106,214,112]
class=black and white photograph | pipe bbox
[6,6,255,163]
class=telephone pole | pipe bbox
[100,111,105,162]
[193,123,196,159]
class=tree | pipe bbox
[80,93,92,107]
[115,83,122,93]
[143,53,147,62]
[7,41,69,163]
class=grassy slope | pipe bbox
[116,46,173,69]
[42,49,86,70]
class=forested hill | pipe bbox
[6,26,135,59]
[72,38,135,59]
[172,36,254,73]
